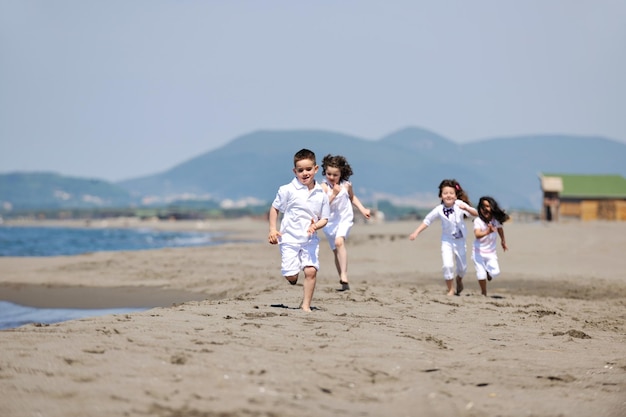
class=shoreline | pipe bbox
[0,284,210,309]
[2,219,626,307]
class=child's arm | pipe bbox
[307,218,329,236]
[323,182,343,204]
[475,223,496,239]
[458,200,478,217]
[268,206,282,244]
[409,222,428,240]
[497,227,508,251]
[347,183,371,219]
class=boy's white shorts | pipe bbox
[279,240,320,276]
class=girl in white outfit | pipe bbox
[473,196,509,296]
[321,154,371,291]
[409,179,478,296]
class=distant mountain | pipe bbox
[2,128,625,212]
[0,172,134,210]
[117,128,626,210]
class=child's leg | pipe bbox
[299,240,320,311]
[335,236,348,283]
[473,254,488,295]
[453,242,466,295]
[441,241,456,296]
[455,275,464,295]
[280,244,301,285]
[325,232,341,278]
[478,279,487,296]
[485,257,501,281]
[445,279,455,296]
[301,266,317,311]
[335,245,350,291]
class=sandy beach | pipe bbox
[0,218,625,417]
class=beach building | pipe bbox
[539,173,626,221]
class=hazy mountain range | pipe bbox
[2,127,626,212]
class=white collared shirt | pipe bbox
[423,200,472,241]
[272,177,330,244]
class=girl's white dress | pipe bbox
[472,217,503,280]
[323,180,354,249]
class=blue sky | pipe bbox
[1,1,625,182]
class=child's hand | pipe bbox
[307,218,317,236]
[268,230,281,245]
[501,241,508,251]
[362,208,371,219]
[409,232,417,241]
[458,201,478,217]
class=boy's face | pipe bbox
[293,158,319,189]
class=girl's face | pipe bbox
[479,200,493,220]
[324,166,341,186]
[441,186,457,207]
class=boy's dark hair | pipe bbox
[321,154,354,181]
[294,148,316,166]
[478,196,510,223]
[438,179,472,206]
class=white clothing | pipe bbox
[422,200,472,241]
[422,200,473,280]
[441,240,467,280]
[473,217,502,255]
[271,177,330,245]
[472,217,502,280]
[322,180,354,250]
[279,241,320,276]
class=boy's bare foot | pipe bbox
[487,273,492,281]
[338,280,350,291]
[446,290,456,296]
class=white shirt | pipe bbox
[423,200,472,241]
[473,217,502,255]
[272,177,330,244]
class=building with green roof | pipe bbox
[539,173,626,221]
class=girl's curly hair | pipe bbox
[321,154,353,181]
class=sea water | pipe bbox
[0,301,147,330]
[0,225,230,330]
[0,225,225,257]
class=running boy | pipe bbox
[268,149,330,312]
